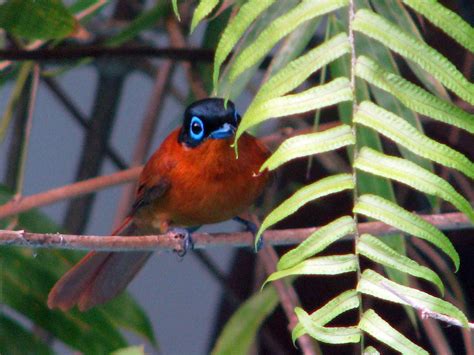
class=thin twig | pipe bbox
[0,212,470,251]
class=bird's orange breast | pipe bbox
[134,129,270,230]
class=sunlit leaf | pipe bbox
[190,0,219,32]
[353,9,474,105]
[0,0,77,40]
[255,174,354,248]
[111,346,145,355]
[354,101,474,179]
[228,0,349,83]
[357,234,444,294]
[261,124,354,171]
[364,346,380,355]
[292,289,359,339]
[172,0,180,21]
[278,216,356,270]
[294,308,360,344]
[354,194,459,270]
[356,56,474,134]
[237,78,353,141]
[355,147,474,223]
[359,309,428,354]
[213,0,277,89]
[265,254,357,284]
[358,270,469,327]
[211,287,279,355]
[402,0,474,52]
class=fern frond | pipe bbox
[355,148,474,222]
[255,173,354,248]
[278,216,356,270]
[356,56,474,134]
[357,234,444,294]
[359,309,428,354]
[355,102,474,178]
[190,0,219,33]
[294,307,361,344]
[353,9,474,105]
[260,124,354,171]
[358,270,469,327]
[228,0,349,83]
[354,194,459,270]
[402,0,474,53]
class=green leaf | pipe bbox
[294,307,361,344]
[353,9,474,105]
[228,0,349,83]
[357,234,444,294]
[354,194,460,270]
[292,289,360,339]
[358,270,469,327]
[278,216,356,270]
[265,254,357,284]
[254,32,350,103]
[211,287,279,355]
[364,346,380,355]
[354,101,474,179]
[237,78,353,141]
[402,0,474,53]
[111,346,145,355]
[359,309,428,354]
[0,0,77,40]
[255,174,354,248]
[356,56,474,134]
[0,314,53,355]
[172,0,180,21]
[190,0,219,33]
[213,0,277,89]
[261,124,355,171]
[355,147,474,223]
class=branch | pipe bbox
[0,212,470,251]
[0,46,214,62]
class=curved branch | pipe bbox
[0,212,470,251]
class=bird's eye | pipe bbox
[189,116,204,140]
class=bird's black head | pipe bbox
[178,98,241,148]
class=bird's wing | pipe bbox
[130,177,170,216]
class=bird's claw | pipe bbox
[171,228,194,257]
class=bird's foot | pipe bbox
[233,217,263,252]
[170,227,194,257]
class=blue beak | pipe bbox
[209,123,236,139]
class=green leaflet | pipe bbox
[364,346,380,355]
[355,147,474,224]
[261,124,355,171]
[354,102,474,179]
[111,346,145,355]
[357,234,444,294]
[190,0,219,32]
[0,0,76,40]
[292,289,360,339]
[359,309,428,354]
[356,56,474,134]
[265,254,357,284]
[353,9,474,105]
[255,173,354,248]
[294,308,361,344]
[354,194,459,270]
[358,270,469,327]
[278,216,356,270]
[402,0,474,53]
[213,0,276,89]
[0,314,53,355]
[211,287,279,355]
[172,0,180,21]
[254,32,350,103]
[228,0,349,83]
[237,78,353,141]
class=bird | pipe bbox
[48,98,270,311]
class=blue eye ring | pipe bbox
[189,116,204,141]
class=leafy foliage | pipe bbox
[207,0,473,352]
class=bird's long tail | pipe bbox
[47,216,152,311]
